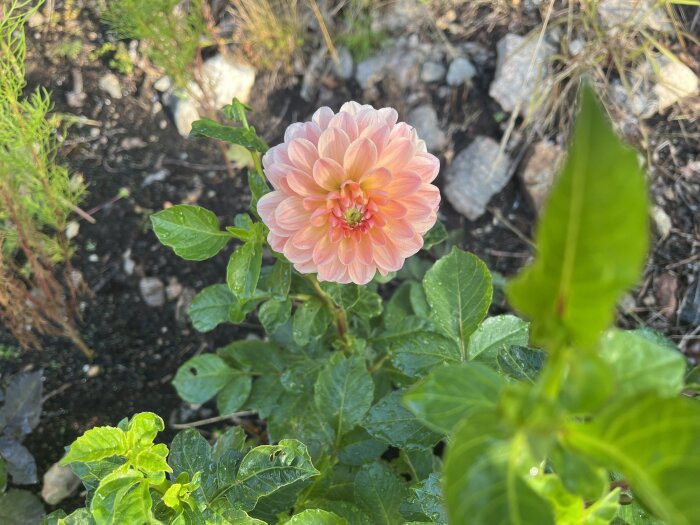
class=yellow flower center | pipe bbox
[344,208,363,228]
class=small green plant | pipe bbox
[0,0,89,356]
[0,371,46,524]
[89,42,134,74]
[102,0,207,88]
[58,88,700,524]
[337,3,388,62]
[52,39,82,62]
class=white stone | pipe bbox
[444,137,512,220]
[597,0,671,32]
[446,57,476,86]
[98,72,122,99]
[356,46,424,90]
[653,56,699,111]
[421,61,446,83]
[334,46,354,80]
[139,277,165,307]
[519,141,564,212]
[489,34,555,117]
[407,105,447,153]
[42,462,81,505]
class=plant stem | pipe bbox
[305,274,350,350]
[538,346,569,401]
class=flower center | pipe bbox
[344,208,364,228]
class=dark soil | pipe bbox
[2,1,698,516]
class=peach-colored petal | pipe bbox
[318,127,351,165]
[376,137,414,172]
[405,153,440,183]
[313,158,346,191]
[348,259,374,285]
[328,112,359,140]
[288,138,319,172]
[344,138,378,180]
[360,168,391,190]
[312,107,334,130]
[286,168,324,196]
[275,196,310,231]
[385,171,422,198]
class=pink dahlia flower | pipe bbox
[257,101,441,285]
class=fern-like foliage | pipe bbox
[0,0,89,356]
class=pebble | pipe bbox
[597,0,671,32]
[356,46,424,91]
[421,61,446,83]
[166,277,183,301]
[653,55,699,112]
[333,46,354,80]
[519,141,564,212]
[41,462,81,505]
[406,105,447,153]
[446,57,476,86]
[489,34,555,117]
[98,72,122,99]
[139,277,165,307]
[651,205,672,240]
[444,136,512,220]
[679,276,700,326]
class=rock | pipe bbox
[444,137,512,220]
[489,34,555,117]
[406,105,447,153]
[372,0,426,34]
[462,42,492,66]
[653,55,699,112]
[301,48,328,102]
[597,0,671,32]
[421,61,446,83]
[334,46,354,80]
[356,45,424,91]
[42,462,81,505]
[654,273,678,319]
[166,277,183,301]
[139,277,165,307]
[519,141,564,212]
[651,205,672,239]
[153,76,172,92]
[122,249,136,276]
[679,276,700,326]
[98,72,122,99]
[66,68,86,108]
[165,54,255,136]
[65,220,80,240]
[610,79,657,119]
[175,287,196,324]
[568,39,585,56]
[446,57,476,86]
[27,10,45,28]
[142,169,170,187]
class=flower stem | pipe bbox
[305,274,350,350]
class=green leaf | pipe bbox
[151,205,232,261]
[363,390,441,450]
[404,362,506,434]
[217,340,285,375]
[132,443,171,476]
[293,298,332,345]
[314,354,374,441]
[423,248,492,360]
[563,393,700,525]
[0,489,45,525]
[173,354,236,405]
[222,99,254,123]
[529,475,619,525]
[337,428,386,466]
[468,315,529,365]
[61,426,127,465]
[287,509,348,525]
[444,411,555,525]
[598,329,686,399]
[354,462,410,525]
[190,118,268,152]
[0,458,5,491]
[169,429,211,479]
[227,241,263,303]
[497,346,546,383]
[126,412,164,449]
[90,470,144,525]
[376,317,460,378]
[216,375,253,415]
[507,85,649,348]
[258,299,292,335]
[258,260,292,300]
[248,170,271,216]
[412,474,446,524]
[349,288,383,320]
[213,439,319,512]
[110,480,153,525]
[189,285,241,333]
[422,221,448,250]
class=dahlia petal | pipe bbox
[313,158,346,191]
[385,171,422,198]
[312,107,334,130]
[340,101,367,115]
[328,112,359,140]
[344,138,378,180]
[348,259,375,285]
[372,240,404,272]
[294,259,318,273]
[318,127,351,166]
[257,191,287,226]
[360,167,392,190]
[380,200,408,219]
[356,235,374,265]
[405,153,440,182]
[267,231,288,252]
[291,225,325,250]
[288,138,319,172]
[313,235,336,266]
[368,227,387,246]
[286,168,324,196]
[389,122,414,141]
[359,122,391,154]
[376,137,414,172]
[378,107,399,127]
[385,218,416,239]
[338,237,356,265]
[284,122,306,142]
[275,196,310,231]
[393,233,424,257]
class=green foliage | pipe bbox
[337,5,389,62]
[102,0,207,87]
[60,86,700,524]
